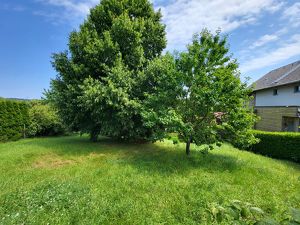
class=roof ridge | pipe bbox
[272,62,300,84]
[255,60,299,82]
[265,60,300,74]
[252,60,300,91]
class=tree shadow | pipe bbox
[26,136,245,175]
[123,144,244,175]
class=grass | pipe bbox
[0,135,299,224]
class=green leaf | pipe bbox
[250,207,265,215]
[254,218,279,225]
[290,208,300,223]
[241,207,251,218]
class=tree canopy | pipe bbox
[47,0,256,153]
[174,30,257,154]
[47,0,167,141]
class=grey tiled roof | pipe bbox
[252,60,300,91]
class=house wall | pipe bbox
[255,84,300,107]
[255,106,299,132]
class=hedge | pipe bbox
[0,100,29,142]
[250,130,300,163]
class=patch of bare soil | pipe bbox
[32,154,76,169]
[88,152,106,158]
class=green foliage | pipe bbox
[27,101,65,137]
[205,200,265,224]
[46,0,256,147]
[47,0,167,141]
[0,136,299,224]
[47,0,256,150]
[0,99,29,142]
[249,130,300,163]
[174,30,257,154]
[0,99,65,141]
[140,54,183,141]
[206,201,300,225]
[255,208,300,225]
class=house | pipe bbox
[252,60,300,132]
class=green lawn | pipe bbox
[0,136,299,224]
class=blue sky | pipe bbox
[0,0,300,99]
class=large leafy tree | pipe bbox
[47,0,167,141]
[47,0,256,151]
[175,30,257,155]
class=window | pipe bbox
[273,89,278,96]
[294,85,300,93]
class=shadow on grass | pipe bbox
[27,136,245,174]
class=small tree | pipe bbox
[27,101,65,137]
[175,30,257,155]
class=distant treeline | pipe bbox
[0,99,65,142]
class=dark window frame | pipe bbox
[294,85,300,93]
[273,89,278,96]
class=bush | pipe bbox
[27,101,66,137]
[0,100,29,142]
[0,99,66,142]
[249,130,300,162]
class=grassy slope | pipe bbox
[0,136,299,224]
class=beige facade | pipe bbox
[255,106,300,132]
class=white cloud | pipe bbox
[238,2,300,75]
[249,34,279,49]
[40,0,97,15]
[155,0,283,50]
[35,0,98,25]
[36,0,284,44]
[240,34,300,73]
[282,2,300,27]
[33,0,300,80]
[0,3,26,12]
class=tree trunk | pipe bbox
[186,136,192,155]
[90,128,99,142]
[90,134,97,142]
